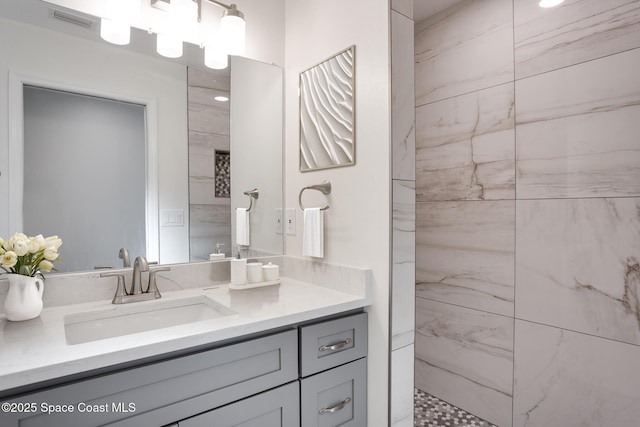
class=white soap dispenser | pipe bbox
[230,248,247,286]
[209,243,225,260]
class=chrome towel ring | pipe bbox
[243,188,259,211]
[299,181,331,211]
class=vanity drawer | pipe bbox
[299,312,367,377]
[1,329,298,427]
[180,381,299,427]
[300,358,367,427]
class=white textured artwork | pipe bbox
[300,46,355,171]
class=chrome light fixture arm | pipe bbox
[197,0,244,22]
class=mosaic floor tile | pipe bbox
[414,389,498,427]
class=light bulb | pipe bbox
[100,18,130,45]
[205,44,228,69]
[221,6,245,56]
[157,33,183,58]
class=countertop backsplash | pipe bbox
[0,255,370,315]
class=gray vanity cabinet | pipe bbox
[1,311,368,427]
[299,312,368,426]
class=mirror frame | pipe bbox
[299,45,356,172]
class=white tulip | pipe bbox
[44,247,59,261]
[44,235,63,250]
[1,251,18,268]
[13,240,29,257]
[27,238,40,254]
[32,235,45,251]
[39,260,54,272]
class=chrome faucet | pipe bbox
[100,255,170,304]
[119,247,131,268]
[131,255,149,295]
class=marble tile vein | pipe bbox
[516,198,640,345]
[415,298,513,426]
[516,49,640,199]
[514,0,640,79]
[416,200,514,316]
[414,0,514,105]
[416,357,512,399]
[514,320,640,426]
[416,84,515,201]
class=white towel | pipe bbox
[303,208,324,258]
[236,208,250,246]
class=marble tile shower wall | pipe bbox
[187,68,232,261]
[391,1,416,426]
[414,0,640,426]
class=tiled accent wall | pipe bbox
[391,1,416,426]
[187,67,232,261]
[414,0,640,426]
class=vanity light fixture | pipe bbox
[98,0,246,68]
[199,0,246,67]
[152,0,198,58]
[538,0,565,7]
[99,0,139,45]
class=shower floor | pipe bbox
[414,389,498,427]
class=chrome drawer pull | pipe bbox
[319,397,352,415]
[319,337,353,352]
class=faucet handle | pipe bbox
[100,272,129,304]
[147,266,170,298]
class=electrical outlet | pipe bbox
[275,208,283,234]
[285,208,296,235]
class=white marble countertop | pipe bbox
[0,277,370,393]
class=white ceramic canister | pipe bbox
[230,258,247,285]
[247,262,263,284]
[262,262,279,282]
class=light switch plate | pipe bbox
[285,208,296,235]
[161,209,184,227]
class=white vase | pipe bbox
[4,274,44,321]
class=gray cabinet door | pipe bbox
[179,381,300,427]
[300,312,368,377]
[0,329,298,427]
[301,358,367,427]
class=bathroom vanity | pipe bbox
[0,268,370,427]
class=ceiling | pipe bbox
[413,0,467,22]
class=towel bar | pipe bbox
[299,181,331,210]
[243,188,259,211]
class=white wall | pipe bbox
[284,0,392,424]
[0,17,189,264]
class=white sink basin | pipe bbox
[64,296,237,345]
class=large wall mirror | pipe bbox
[0,0,284,273]
[299,45,355,172]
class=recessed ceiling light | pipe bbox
[539,0,565,8]
[214,95,229,102]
